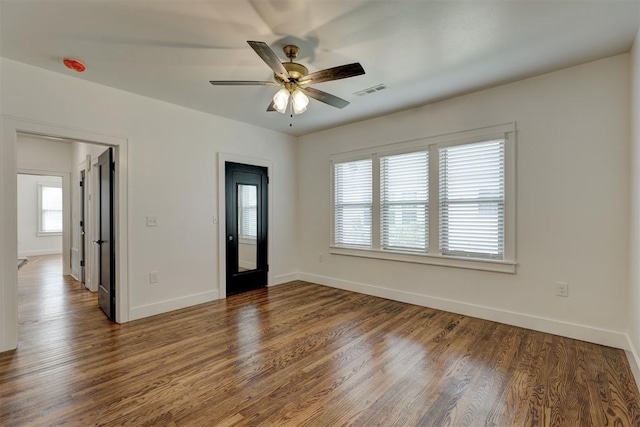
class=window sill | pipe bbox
[37,232,62,237]
[329,246,516,273]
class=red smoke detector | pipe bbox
[63,58,86,73]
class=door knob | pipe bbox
[94,240,103,245]
[228,235,234,241]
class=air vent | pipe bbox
[354,84,388,97]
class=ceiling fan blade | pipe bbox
[267,100,277,112]
[247,41,290,82]
[209,81,279,86]
[300,87,350,109]
[299,63,365,84]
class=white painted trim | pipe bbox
[626,335,640,392]
[298,272,629,350]
[270,272,300,287]
[1,116,130,351]
[129,290,219,321]
[217,153,274,299]
[329,247,517,273]
[18,249,62,257]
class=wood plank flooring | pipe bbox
[2,254,640,426]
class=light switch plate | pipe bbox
[146,216,158,227]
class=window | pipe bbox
[380,151,429,252]
[330,123,515,272]
[333,159,372,248]
[38,181,63,235]
[439,140,504,259]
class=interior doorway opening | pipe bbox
[14,133,119,333]
[1,117,130,352]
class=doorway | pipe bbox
[225,162,268,295]
[0,117,130,352]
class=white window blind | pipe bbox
[439,139,505,259]
[40,185,63,233]
[334,159,373,248]
[380,151,429,252]
[238,185,257,239]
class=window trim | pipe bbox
[37,180,63,237]
[330,123,517,273]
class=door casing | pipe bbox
[217,153,273,299]
[0,117,130,352]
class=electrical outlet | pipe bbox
[318,253,323,263]
[149,271,158,284]
[146,216,159,227]
[555,282,568,297]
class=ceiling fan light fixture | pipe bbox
[272,87,289,114]
[291,89,309,115]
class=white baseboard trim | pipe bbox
[298,272,628,350]
[18,249,62,257]
[270,272,300,287]
[69,272,79,282]
[626,335,640,392]
[129,290,219,321]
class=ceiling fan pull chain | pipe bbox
[290,104,294,127]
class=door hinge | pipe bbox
[267,176,270,184]
[80,180,84,187]
[112,162,116,171]
[80,220,84,227]
[80,260,85,267]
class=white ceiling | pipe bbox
[2,1,639,136]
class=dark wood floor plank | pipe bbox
[1,255,639,425]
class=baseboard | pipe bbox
[270,272,300,287]
[626,335,640,392]
[18,249,62,257]
[69,272,79,281]
[298,273,628,350]
[129,290,219,321]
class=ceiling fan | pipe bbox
[210,41,365,115]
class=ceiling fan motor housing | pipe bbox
[276,61,308,83]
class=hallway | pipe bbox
[18,254,98,321]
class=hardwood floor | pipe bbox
[2,255,639,426]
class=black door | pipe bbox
[225,162,268,296]
[97,148,115,320]
[80,169,86,283]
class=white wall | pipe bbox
[298,54,630,348]
[16,134,72,271]
[0,57,298,343]
[628,26,640,383]
[17,174,62,256]
[17,134,72,172]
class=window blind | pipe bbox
[334,159,373,247]
[41,186,63,233]
[380,151,428,252]
[238,185,257,239]
[439,140,505,259]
